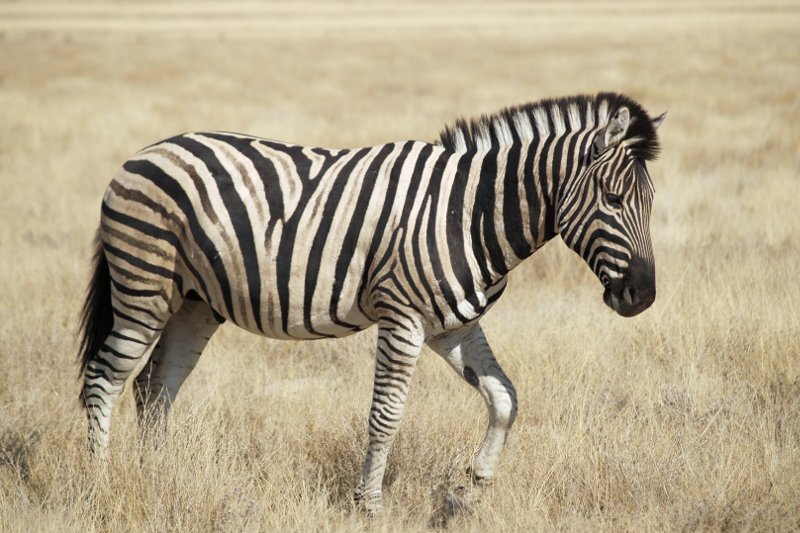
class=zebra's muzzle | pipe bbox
[602,257,656,317]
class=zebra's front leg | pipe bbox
[428,323,518,486]
[354,321,424,515]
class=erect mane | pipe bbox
[438,92,660,161]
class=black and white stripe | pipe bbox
[78,92,664,513]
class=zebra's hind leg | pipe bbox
[354,319,425,515]
[133,296,222,433]
[82,309,167,453]
[428,323,518,485]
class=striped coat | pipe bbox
[80,92,664,514]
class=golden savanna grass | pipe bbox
[1,1,798,530]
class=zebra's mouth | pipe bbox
[600,256,656,317]
[603,282,653,318]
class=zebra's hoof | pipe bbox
[443,485,478,522]
[354,492,384,517]
[466,465,495,487]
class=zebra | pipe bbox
[78,92,664,514]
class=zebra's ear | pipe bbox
[651,112,667,130]
[604,106,630,148]
[594,106,631,155]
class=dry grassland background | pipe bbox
[1,1,799,531]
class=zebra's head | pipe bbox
[558,101,665,317]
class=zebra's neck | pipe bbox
[436,94,629,287]
[453,140,576,286]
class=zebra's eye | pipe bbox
[605,193,623,208]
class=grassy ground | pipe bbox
[1,1,798,531]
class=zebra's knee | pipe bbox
[487,378,517,430]
[497,391,517,430]
[83,359,127,396]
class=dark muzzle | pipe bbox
[603,256,656,317]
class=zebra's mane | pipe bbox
[438,92,660,161]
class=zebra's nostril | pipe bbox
[623,286,636,306]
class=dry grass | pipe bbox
[1,1,799,531]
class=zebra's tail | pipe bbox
[77,234,113,389]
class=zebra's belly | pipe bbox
[199,283,377,340]
[281,302,376,340]
[193,247,378,341]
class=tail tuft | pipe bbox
[78,234,113,382]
